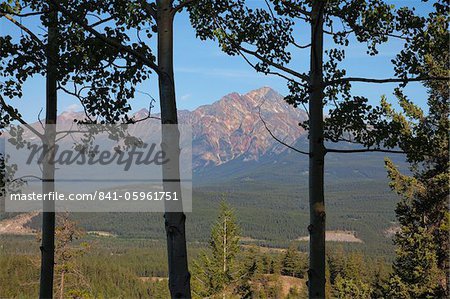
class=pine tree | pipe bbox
[53,213,90,299]
[334,274,371,299]
[192,201,241,298]
[281,244,307,278]
[380,2,449,297]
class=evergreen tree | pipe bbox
[334,274,371,299]
[53,213,90,299]
[378,1,449,297]
[192,201,241,298]
[281,243,307,278]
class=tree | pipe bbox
[3,0,194,296]
[49,1,197,295]
[382,13,449,296]
[40,5,58,298]
[188,1,447,297]
[192,201,241,298]
[281,243,307,278]
[352,1,448,297]
[1,1,151,296]
[36,213,91,298]
[0,2,60,296]
[334,274,371,299]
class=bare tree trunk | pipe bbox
[308,2,325,298]
[39,3,58,298]
[156,0,191,298]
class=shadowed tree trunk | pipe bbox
[308,2,325,298]
[156,0,191,298]
[46,1,193,296]
[39,3,58,298]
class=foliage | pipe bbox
[54,213,91,298]
[191,201,243,298]
[0,1,154,125]
[335,274,371,299]
[186,0,429,146]
[325,0,449,155]
[0,231,398,298]
[281,243,307,278]
[357,1,450,298]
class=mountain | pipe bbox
[127,87,307,168]
[20,86,404,182]
[188,87,307,167]
[35,87,308,170]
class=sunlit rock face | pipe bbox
[35,87,307,170]
[189,87,307,168]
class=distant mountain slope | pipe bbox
[189,87,307,167]
[19,86,406,184]
[24,87,308,170]
[129,87,307,168]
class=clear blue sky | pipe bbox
[1,0,431,122]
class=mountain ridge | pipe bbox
[49,87,309,169]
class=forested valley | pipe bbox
[0,0,448,298]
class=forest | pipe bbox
[0,0,448,298]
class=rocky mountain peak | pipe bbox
[40,87,308,169]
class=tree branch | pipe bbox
[235,47,307,87]
[0,95,43,138]
[48,0,160,74]
[258,104,309,156]
[326,147,405,154]
[173,0,197,14]
[278,1,311,17]
[57,84,95,123]
[141,1,157,20]
[0,10,49,17]
[238,46,310,82]
[89,15,115,27]
[212,18,309,82]
[0,13,45,47]
[325,76,449,86]
[292,41,311,49]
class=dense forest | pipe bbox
[1,206,393,298]
[0,0,448,298]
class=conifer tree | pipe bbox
[281,243,307,278]
[192,201,241,298]
[373,2,448,297]
[383,79,448,297]
[53,213,90,299]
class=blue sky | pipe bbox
[1,0,432,122]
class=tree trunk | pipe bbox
[223,218,227,299]
[39,4,58,299]
[308,2,326,298]
[156,1,191,298]
[59,270,65,299]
